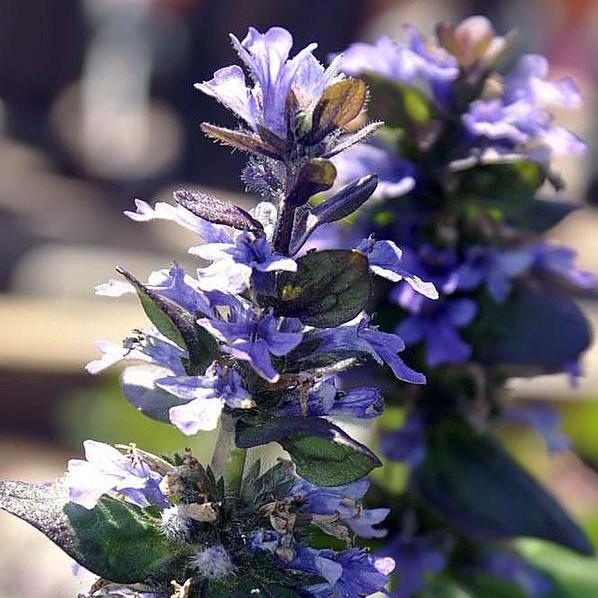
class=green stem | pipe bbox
[211,412,247,509]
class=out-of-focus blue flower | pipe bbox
[200,292,302,383]
[277,378,384,419]
[190,231,297,294]
[158,363,254,435]
[290,477,390,539]
[503,403,570,453]
[380,411,426,467]
[64,441,166,510]
[462,54,585,163]
[530,243,596,290]
[341,28,458,105]
[309,314,426,384]
[331,143,415,200]
[395,290,477,366]
[357,237,439,299]
[480,550,553,597]
[383,535,447,598]
[455,246,533,302]
[196,26,342,138]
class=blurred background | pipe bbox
[1,0,598,595]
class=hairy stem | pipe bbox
[211,412,247,509]
[272,199,296,255]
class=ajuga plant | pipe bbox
[0,27,442,598]
[325,15,598,598]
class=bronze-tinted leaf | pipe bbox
[200,123,282,160]
[288,159,337,207]
[311,79,368,142]
[174,188,263,232]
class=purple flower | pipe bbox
[309,314,426,384]
[380,411,426,467]
[331,143,415,200]
[64,441,166,510]
[158,363,254,435]
[530,243,596,290]
[125,199,231,243]
[503,403,570,453]
[86,331,187,376]
[197,27,341,138]
[200,292,302,383]
[357,237,438,299]
[191,231,296,293]
[278,378,383,419]
[341,28,458,105]
[396,291,477,366]
[462,54,585,163]
[290,477,390,539]
[480,550,553,597]
[383,535,447,598]
[455,246,533,302]
[294,546,395,598]
[96,264,210,315]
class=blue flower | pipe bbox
[383,535,447,598]
[200,292,303,383]
[357,237,438,299]
[462,54,585,163]
[293,546,395,598]
[64,441,166,510]
[191,231,296,293]
[455,246,533,302]
[309,314,426,384]
[96,264,210,315]
[530,243,596,290]
[331,142,415,200]
[480,550,553,597]
[158,363,254,435]
[395,292,477,366]
[503,403,570,454]
[278,378,383,420]
[290,477,390,539]
[197,27,342,138]
[341,28,458,105]
[380,411,426,467]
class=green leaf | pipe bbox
[118,267,218,374]
[201,122,282,160]
[424,574,527,598]
[505,198,579,233]
[0,481,190,584]
[413,418,593,555]
[273,249,371,327]
[241,460,295,506]
[236,416,381,486]
[206,578,301,598]
[471,286,591,375]
[311,79,367,142]
[519,540,598,597]
[365,75,434,125]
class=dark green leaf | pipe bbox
[205,577,301,597]
[413,418,593,554]
[471,286,591,375]
[118,267,218,374]
[288,159,337,206]
[311,79,367,142]
[273,250,371,328]
[236,416,381,486]
[241,460,295,506]
[0,481,190,584]
[506,198,579,233]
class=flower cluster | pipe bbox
[0,26,438,598]
[331,15,595,597]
